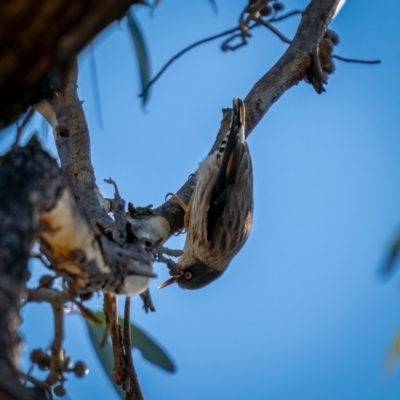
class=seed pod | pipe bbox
[323,59,336,74]
[272,2,285,12]
[74,361,89,378]
[53,385,67,397]
[319,38,334,58]
[325,29,340,45]
[320,54,332,70]
[30,349,45,364]
[37,355,50,370]
[260,5,273,16]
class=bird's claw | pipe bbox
[165,192,174,201]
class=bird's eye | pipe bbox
[184,272,192,280]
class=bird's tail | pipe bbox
[231,98,246,142]
[233,98,245,126]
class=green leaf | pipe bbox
[383,233,400,275]
[127,11,151,105]
[385,330,400,372]
[117,317,176,373]
[88,312,176,373]
[208,0,218,13]
[86,322,124,399]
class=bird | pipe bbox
[159,98,253,290]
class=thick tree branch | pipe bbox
[243,0,339,133]
[58,59,113,229]
[34,62,156,298]
[0,0,139,129]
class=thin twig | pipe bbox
[139,9,304,97]
[123,296,144,400]
[104,294,126,386]
[47,296,65,385]
[255,17,291,44]
[100,313,114,348]
[21,364,34,387]
[25,288,69,389]
[332,54,381,64]
[138,3,377,100]
[12,107,35,149]
[270,9,303,22]
[257,16,382,66]
[18,371,50,390]
[104,178,126,244]
[139,25,242,98]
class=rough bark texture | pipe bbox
[0,136,63,400]
[0,0,134,129]
[58,59,113,229]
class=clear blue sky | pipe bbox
[2,0,400,399]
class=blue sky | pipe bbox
[2,0,400,399]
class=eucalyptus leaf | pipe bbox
[383,233,400,275]
[127,11,151,105]
[208,0,218,13]
[86,322,124,399]
[88,312,175,373]
[118,317,176,373]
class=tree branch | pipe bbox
[255,17,291,44]
[123,297,144,400]
[58,59,113,229]
[139,9,304,98]
[0,0,136,129]
[130,0,341,246]
[139,25,242,98]
[332,54,381,64]
[34,60,156,298]
[103,294,126,386]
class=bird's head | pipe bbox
[159,259,224,290]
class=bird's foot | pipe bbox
[166,192,193,230]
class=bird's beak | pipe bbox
[158,277,178,289]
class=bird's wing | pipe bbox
[207,99,252,244]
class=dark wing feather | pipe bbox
[207,99,249,242]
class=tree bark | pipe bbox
[0,136,63,400]
[0,0,134,129]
